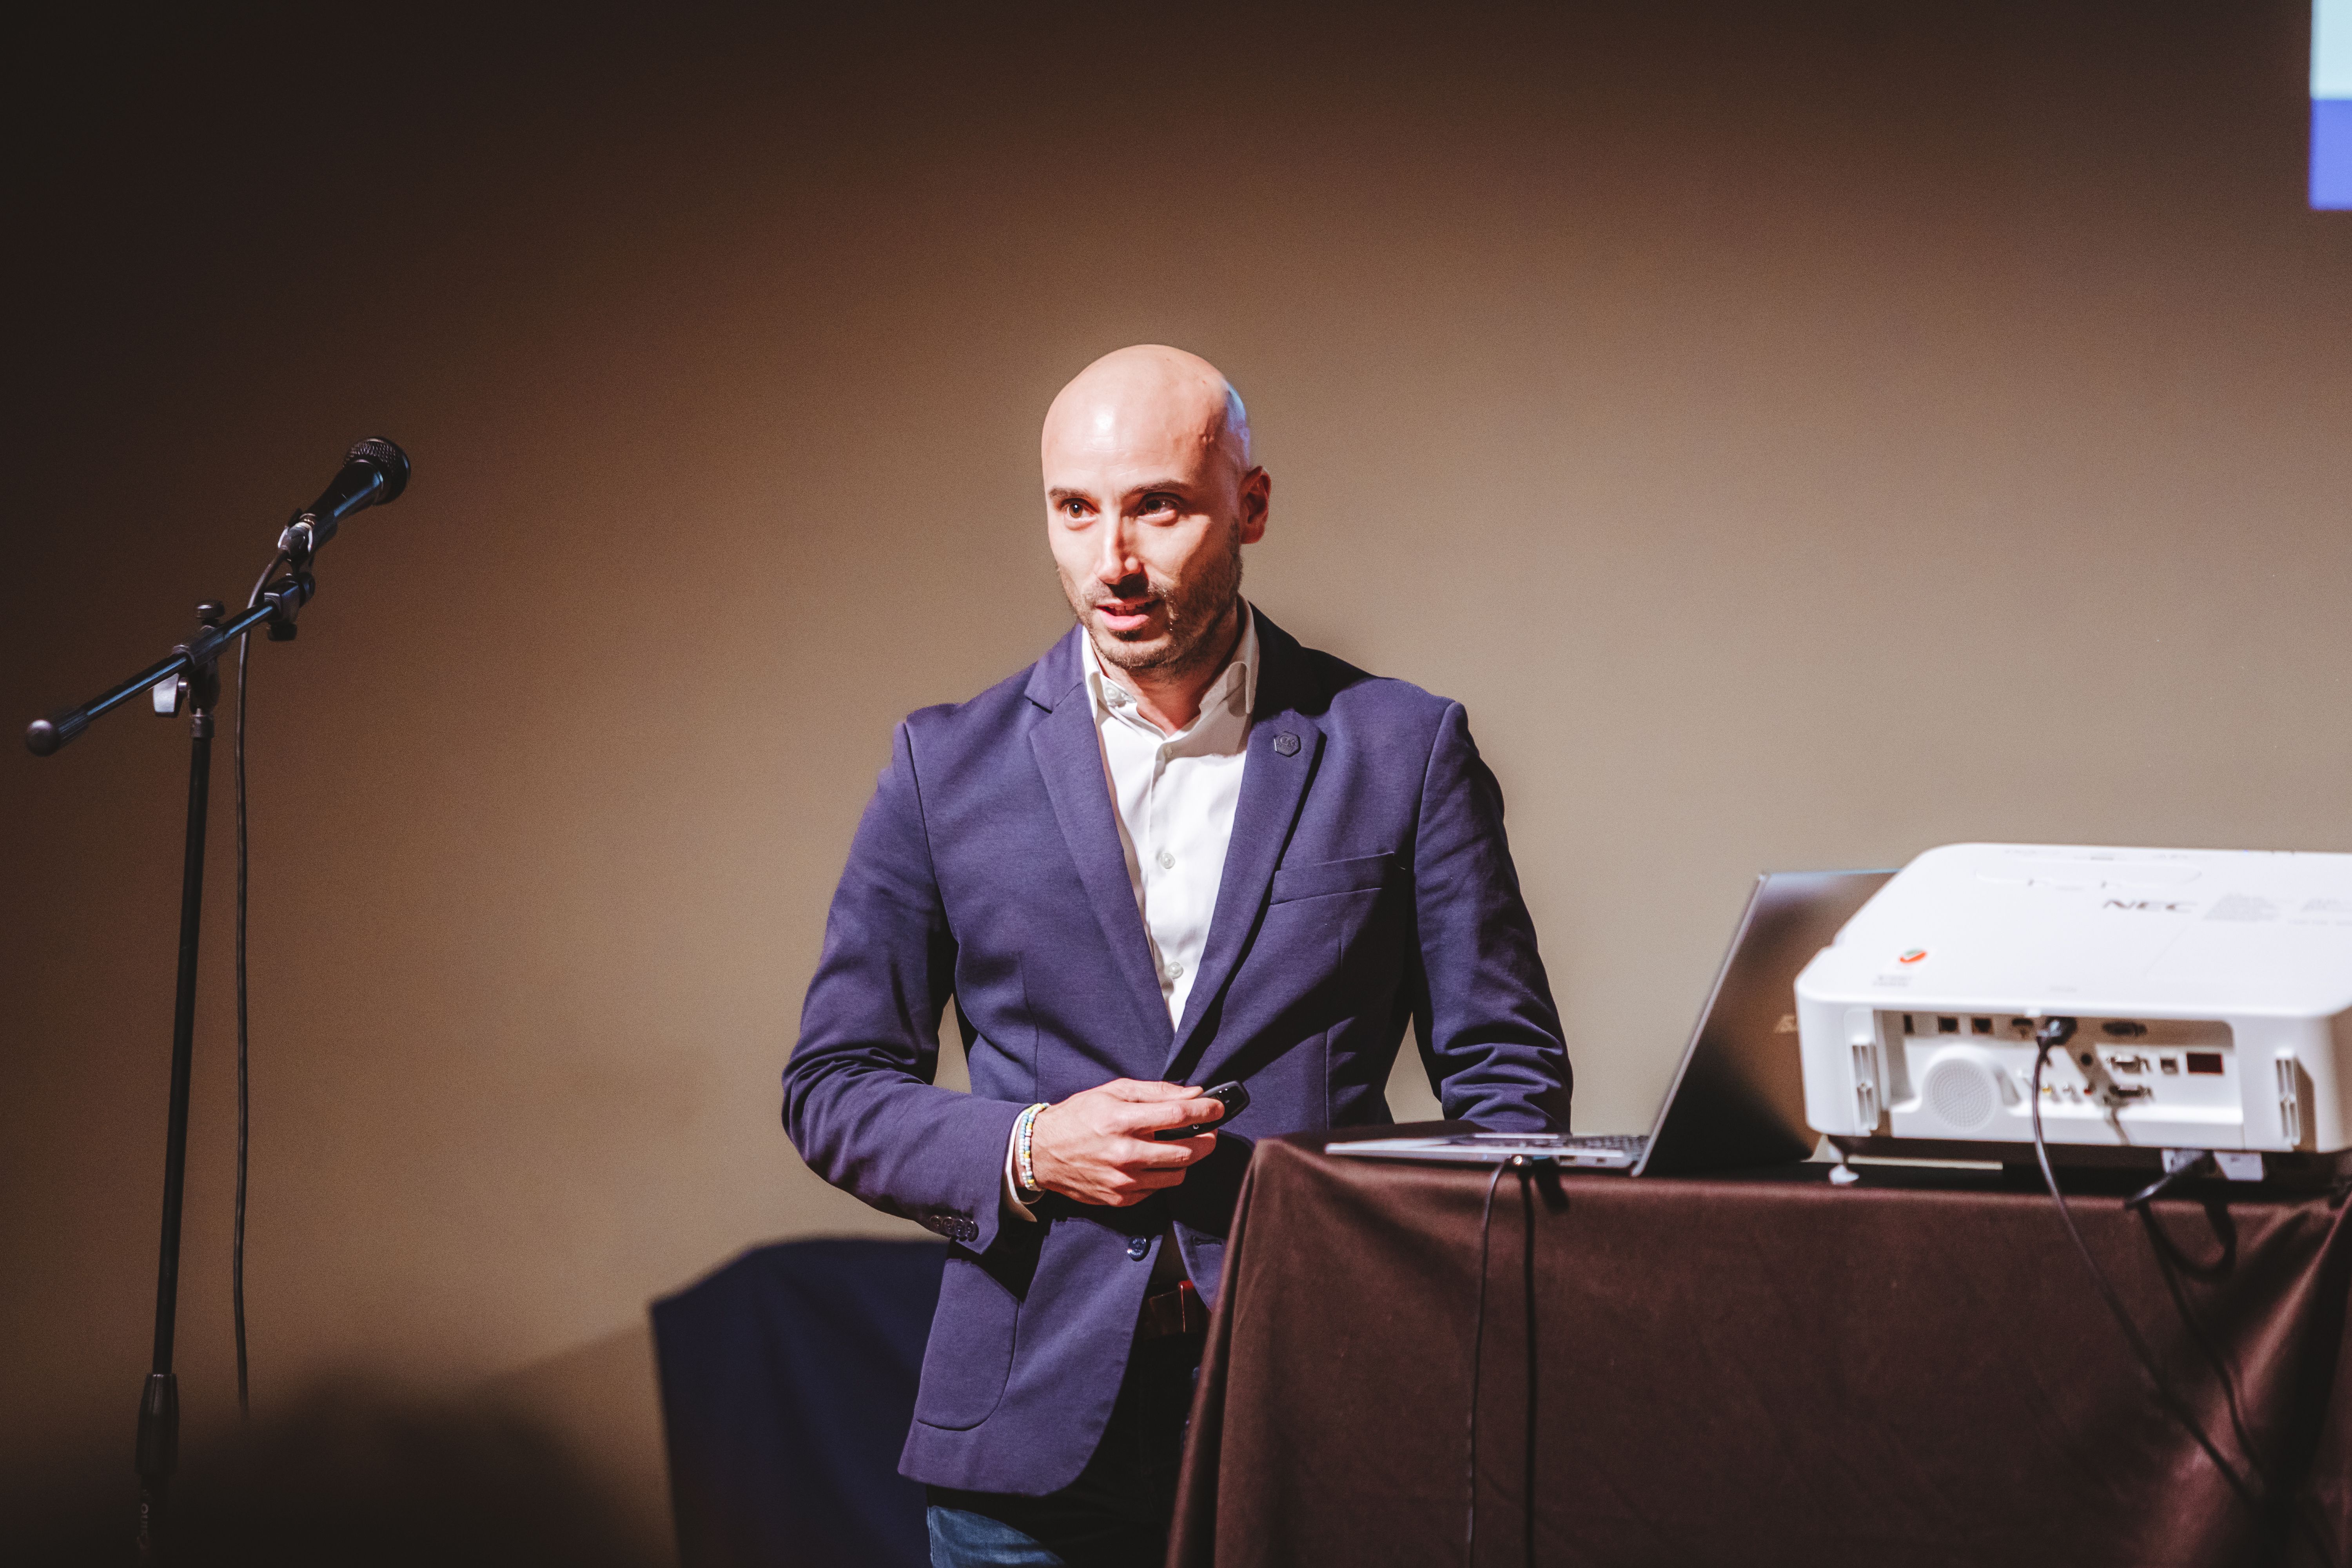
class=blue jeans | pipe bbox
[927,1336,1200,1568]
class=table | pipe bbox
[1170,1130,2352,1568]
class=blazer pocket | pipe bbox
[911,1253,1018,1430]
[1269,852,1397,905]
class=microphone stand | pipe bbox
[27,557,317,1560]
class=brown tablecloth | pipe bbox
[1170,1131,2352,1568]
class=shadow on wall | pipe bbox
[15,1237,953,1568]
[13,1388,664,1568]
[3,1235,953,1568]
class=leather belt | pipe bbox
[1137,1278,1210,1341]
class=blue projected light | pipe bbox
[2319,0,2352,208]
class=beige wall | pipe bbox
[5,0,2347,1541]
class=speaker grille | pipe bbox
[1923,1056,1998,1131]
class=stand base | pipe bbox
[135,1370,177,1477]
[135,1370,177,1560]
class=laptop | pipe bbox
[1328,869,1893,1175]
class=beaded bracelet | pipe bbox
[1014,1102,1048,1195]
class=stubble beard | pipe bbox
[1063,527,1245,686]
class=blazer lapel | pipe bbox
[1025,636,1176,1055]
[1161,619,1323,1083]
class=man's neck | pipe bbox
[1093,599,1244,736]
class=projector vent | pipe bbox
[1923,1056,1998,1132]
[1851,1042,1880,1131]
[2277,1056,2305,1149]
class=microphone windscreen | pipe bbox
[347,437,410,504]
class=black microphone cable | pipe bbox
[230,550,282,1421]
[2024,1018,2326,1561]
[224,438,404,1424]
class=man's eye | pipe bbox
[1140,494,1180,516]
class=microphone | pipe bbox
[279,437,410,561]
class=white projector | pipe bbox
[1795,843,2352,1170]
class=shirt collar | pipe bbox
[1080,599,1259,739]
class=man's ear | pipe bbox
[1238,467,1271,544]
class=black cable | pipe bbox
[2140,1178,2343,1566]
[1519,1161,1537,1568]
[1465,1158,1510,1568]
[230,552,280,1421]
[2126,1152,2214,1210]
[2136,1207,2276,1508]
[2026,1020,2281,1548]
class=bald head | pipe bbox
[1042,345,1271,703]
[1042,344,1251,479]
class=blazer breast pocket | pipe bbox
[1269,851,1398,905]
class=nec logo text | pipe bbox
[2103,899,2193,914]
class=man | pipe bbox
[783,345,1569,1566]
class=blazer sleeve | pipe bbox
[780,720,1026,1253]
[1406,701,1574,1131]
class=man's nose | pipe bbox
[1093,519,1139,585]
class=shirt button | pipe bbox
[1156,849,1175,870]
[1165,961,1185,980]
[1127,1236,1152,1261]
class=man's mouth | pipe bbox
[1093,596,1159,635]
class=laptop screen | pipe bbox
[1635,870,1892,1177]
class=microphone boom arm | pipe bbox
[26,571,313,756]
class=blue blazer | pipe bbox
[782,613,1569,1495]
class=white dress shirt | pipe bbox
[1004,603,1259,1220]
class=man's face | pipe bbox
[1043,396,1269,678]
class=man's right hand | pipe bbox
[1027,1079,1225,1207]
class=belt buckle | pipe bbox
[1140,1279,1208,1341]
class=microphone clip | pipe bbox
[278,513,327,570]
[257,568,316,642]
